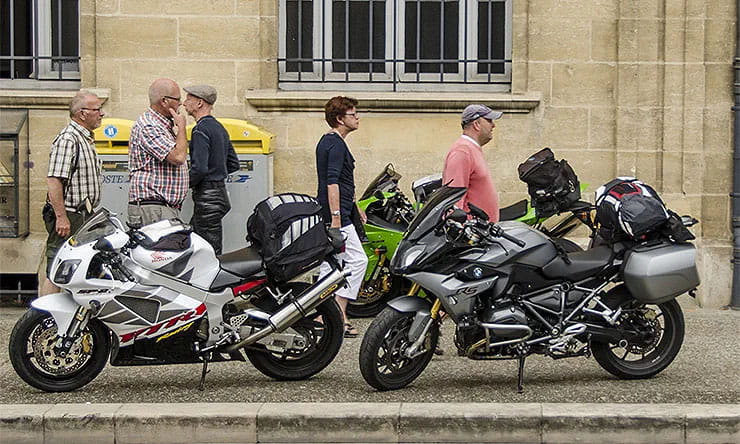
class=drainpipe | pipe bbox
[732,0,740,309]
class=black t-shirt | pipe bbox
[315,132,355,226]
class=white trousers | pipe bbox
[319,224,368,301]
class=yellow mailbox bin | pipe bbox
[93,118,134,218]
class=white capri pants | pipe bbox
[319,224,368,301]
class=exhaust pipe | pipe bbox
[224,267,349,352]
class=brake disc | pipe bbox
[30,320,91,375]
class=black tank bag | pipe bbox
[247,193,332,282]
[517,147,581,218]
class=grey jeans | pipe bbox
[127,203,180,228]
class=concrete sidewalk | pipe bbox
[1,402,738,444]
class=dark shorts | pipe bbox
[43,205,87,278]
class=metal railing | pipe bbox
[1,0,80,82]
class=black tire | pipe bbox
[359,306,438,391]
[553,237,583,253]
[591,287,685,379]
[9,309,110,392]
[348,274,404,318]
[245,297,344,381]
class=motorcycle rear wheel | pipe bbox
[245,297,344,381]
[9,309,110,392]
[592,288,684,379]
[359,306,438,391]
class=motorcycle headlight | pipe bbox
[400,245,426,269]
[53,259,81,284]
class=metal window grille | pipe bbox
[279,0,511,91]
[1,0,80,82]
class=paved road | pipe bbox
[1,301,738,404]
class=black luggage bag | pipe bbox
[518,148,581,218]
[595,178,669,241]
[247,193,333,282]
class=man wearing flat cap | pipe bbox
[442,104,503,222]
[183,84,239,255]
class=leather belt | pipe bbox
[129,199,181,210]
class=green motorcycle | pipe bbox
[349,164,588,318]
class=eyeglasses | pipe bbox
[163,95,181,102]
[81,107,103,113]
[345,111,359,117]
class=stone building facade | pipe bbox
[0,0,735,307]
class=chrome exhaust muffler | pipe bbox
[225,267,349,352]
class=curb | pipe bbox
[1,402,738,444]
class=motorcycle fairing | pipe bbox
[118,259,234,347]
[131,220,220,289]
[404,271,499,321]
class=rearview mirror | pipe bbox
[448,208,468,223]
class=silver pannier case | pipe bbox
[622,241,700,304]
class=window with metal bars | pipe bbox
[1,0,80,87]
[278,0,511,91]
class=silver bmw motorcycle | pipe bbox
[359,186,700,392]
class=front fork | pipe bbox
[57,306,91,355]
[404,293,442,358]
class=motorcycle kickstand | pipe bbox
[516,355,526,394]
[198,353,212,391]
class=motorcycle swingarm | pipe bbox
[583,323,639,344]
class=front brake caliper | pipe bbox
[81,333,93,354]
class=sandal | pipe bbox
[344,322,359,338]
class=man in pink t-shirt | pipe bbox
[442,104,503,222]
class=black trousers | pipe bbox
[190,182,231,255]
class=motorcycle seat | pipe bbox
[541,245,613,281]
[217,246,264,278]
[499,199,528,221]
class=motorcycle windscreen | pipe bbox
[69,208,121,246]
[406,186,466,242]
[359,163,402,201]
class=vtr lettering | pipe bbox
[120,303,206,344]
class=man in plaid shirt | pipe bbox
[127,78,188,227]
[42,90,104,296]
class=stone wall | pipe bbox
[0,0,735,306]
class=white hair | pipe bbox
[69,90,98,118]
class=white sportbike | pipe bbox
[9,209,349,392]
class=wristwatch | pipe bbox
[331,210,341,216]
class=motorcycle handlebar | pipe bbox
[488,224,526,248]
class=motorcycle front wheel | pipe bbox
[9,309,110,392]
[347,274,404,318]
[245,298,344,380]
[359,306,438,391]
[592,289,685,379]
